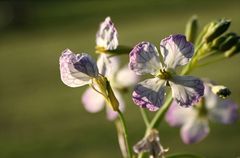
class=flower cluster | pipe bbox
[166,83,238,144]
[59,16,239,158]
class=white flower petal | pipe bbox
[96,17,118,50]
[132,78,166,111]
[97,54,120,78]
[115,65,139,88]
[165,101,196,127]
[170,75,204,107]
[160,34,194,69]
[129,42,161,75]
[82,87,105,113]
[106,89,125,121]
[180,117,209,144]
[59,49,98,87]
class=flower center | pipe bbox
[157,69,172,80]
[95,46,107,53]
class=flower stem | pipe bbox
[140,108,150,127]
[197,55,225,68]
[181,41,205,75]
[117,109,132,158]
[137,152,147,158]
[115,120,128,158]
[148,93,173,130]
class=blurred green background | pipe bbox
[0,0,239,158]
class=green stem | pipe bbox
[140,108,150,127]
[137,95,173,157]
[137,152,147,158]
[181,42,205,75]
[148,93,173,130]
[198,50,218,60]
[197,55,225,68]
[117,110,132,158]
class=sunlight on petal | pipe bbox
[160,34,194,69]
[132,78,166,111]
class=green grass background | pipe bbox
[0,0,240,158]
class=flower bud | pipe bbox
[224,39,240,57]
[185,15,198,43]
[211,36,227,49]
[211,85,231,99]
[204,19,231,43]
[219,33,239,51]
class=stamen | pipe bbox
[157,69,172,80]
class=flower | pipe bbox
[165,84,238,144]
[82,55,138,120]
[133,129,168,158]
[129,34,204,111]
[96,16,118,51]
[59,49,99,88]
[59,49,120,112]
[81,16,138,120]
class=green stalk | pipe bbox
[147,93,173,130]
[140,108,150,127]
[117,110,132,158]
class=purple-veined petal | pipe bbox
[180,117,209,144]
[115,65,139,88]
[82,87,105,113]
[169,75,204,107]
[129,42,161,75]
[160,34,194,69]
[59,49,98,87]
[165,101,196,127]
[97,54,120,78]
[132,78,166,111]
[208,99,238,124]
[96,17,118,50]
[106,89,125,121]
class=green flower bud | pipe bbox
[204,19,231,43]
[185,15,198,43]
[211,36,227,49]
[224,39,240,57]
[219,33,238,51]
